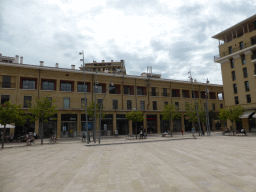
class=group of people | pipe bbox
[139,129,147,139]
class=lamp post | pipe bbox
[98,69,121,144]
[188,71,202,136]
[205,79,210,136]
[79,51,89,144]
[93,71,98,143]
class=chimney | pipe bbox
[71,65,75,69]
[40,61,44,66]
[20,56,23,64]
[102,60,105,63]
[55,63,59,68]
[15,55,19,63]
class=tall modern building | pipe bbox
[0,53,224,138]
[212,14,256,132]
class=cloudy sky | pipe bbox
[1,0,255,84]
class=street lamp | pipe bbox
[98,69,121,144]
[79,51,89,144]
[205,79,210,136]
[188,71,202,136]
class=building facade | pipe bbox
[0,54,224,138]
[212,14,256,132]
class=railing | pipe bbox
[214,41,256,61]
[0,82,16,88]
[161,93,170,97]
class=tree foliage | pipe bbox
[0,101,27,149]
[161,104,181,121]
[219,105,244,124]
[86,102,105,119]
[185,103,206,123]
[126,111,144,123]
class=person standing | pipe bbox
[140,130,143,138]
[34,132,37,139]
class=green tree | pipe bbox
[86,101,105,119]
[126,110,144,139]
[28,97,57,144]
[161,104,181,136]
[0,101,27,149]
[219,105,244,134]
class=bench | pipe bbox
[126,134,136,140]
[222,131,232,136]
[236,130,246,136]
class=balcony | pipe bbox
[214,41,256,62]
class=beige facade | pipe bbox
[0,55,224,138]
[213,14,256,132]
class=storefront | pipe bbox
[173,118,181,132]
[116,114,128,135]
[43,114,57,138]
[100,114,113,136]
[184,116,192,132]
[160,115,169,133]
[147,115,157,133]
[61,114,77,137]
[81,114,93,135]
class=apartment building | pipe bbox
[0,54,224,138]
[212,14,256,132]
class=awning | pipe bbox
[240,111,255,118]
[0,124,15,128]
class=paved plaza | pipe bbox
[1,133,256,192]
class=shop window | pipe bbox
[245,81,250,92]
[42,80,55,91]
[246,94,251,103]
[140,100,145,110]
[241,54,246,65]
[153,101,157,110]
[127,100,132,110]
[175,102,179,110]
[1,95,10,105]
[243,67,248,78]
[234,96,239,105]
[172,89,180,97]
[233,84,237,94]
[2,76,11,88]
[24,96,32,108]
[63,97,70,109]
[232,71,236,81]
[230,59,234,68]
[113,100,118,109]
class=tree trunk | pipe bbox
[1,125,6,149]
[135,121,137,139]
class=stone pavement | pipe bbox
[1,132,256,192]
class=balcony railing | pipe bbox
[214,41,256,61]
[0,82,16,88]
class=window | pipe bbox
[42,81,55,90]
[94,85,103,93]
[233,84,237,94]
[24,96,32,108]
[185,102,189,109]
[172,89,180,97]
[243,67,248,78]
[22,79,35,89]
[204,103,207,110]
[220,104,223,109]
[246,94,251,103]
[124,86,131,95]
[46,97,52,107]
[97,99,103,109]
[239,42,244,50]
[77,83,88,92]
[162,88,168,97]
[113,100,118,109]
[175,102,179,110]
[151,87,156,96]
[192,91,199,98]
[61,82,72,92]
[137,87,146,95]
[140,100,145,110]
[232,71,236,81]
[63,97,70,109]
[164,101,168,106]
[127,100,132,110]
[81,98,87,108]
[241,54,246,65]
[245,81,250,92]
[153,101,157,110]
[228,46,232,54]
[234,96,239,105]
[251,36,256,45]
[2,76,11,88]
[109,86,118,94]
[201,91,207,99]
[182,90,190,98]
[210,92,216,99]
[1,95,10,105]
[212,103,215,111]
[230,59,234,68]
